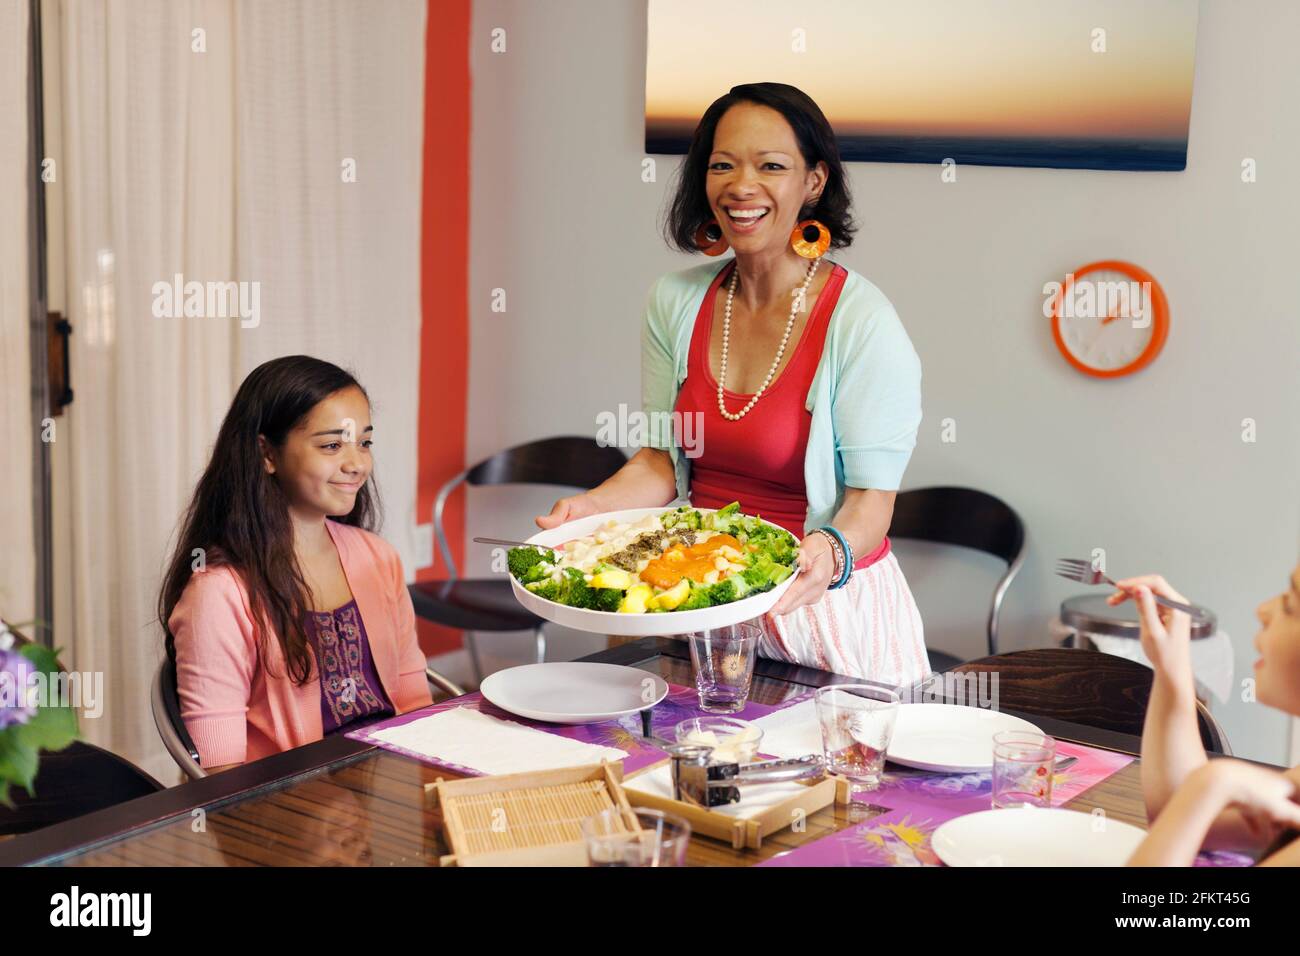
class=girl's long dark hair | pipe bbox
[159,355,380,685]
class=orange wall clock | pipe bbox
[1049,260,1170,378]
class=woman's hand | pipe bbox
[770,532,836,616]
[536,492,605,530]
[1106,574,1193,679]
[1197,760,1300,843]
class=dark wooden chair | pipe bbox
[0,630,164,837]
[889,485,1027,674]
[409,436,628,680]
[0,741,164,838]
[945,648,1231,754]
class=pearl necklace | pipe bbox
[717,257,821,421]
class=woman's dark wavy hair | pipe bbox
[663,82,857,254]
[159,355,380,685]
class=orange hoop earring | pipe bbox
[694,219,729,256]
[790,219,831,259]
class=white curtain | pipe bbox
[56,0,426,782]
[233,0,426,570]
[0,0,34,627]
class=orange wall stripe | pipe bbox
[416,0,470,656]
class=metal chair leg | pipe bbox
[534,623,547,664]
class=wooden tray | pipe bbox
[623,758,848,850]
[433,761,633,867]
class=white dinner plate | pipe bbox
[887,703,1045,772]
[509,507,799,637]
[932,807,1148,866]
[478,662,670,724]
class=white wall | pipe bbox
[467,0,1298,764]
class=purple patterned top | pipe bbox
[305,598,394,734]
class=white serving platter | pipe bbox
[508,507,799,637]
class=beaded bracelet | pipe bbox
[818,525,854,590]
[809,528,844,587]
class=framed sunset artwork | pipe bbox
[646,0,1198,171]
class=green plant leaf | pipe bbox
[0,730,39,799]
[14,699,79,752]
[12,642,81,752]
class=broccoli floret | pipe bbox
[521,561,552,585]
[562,568,595,609]
[508,546,553,581]
[591,588,623,613]
[707,576,755,606]
[526,577,565,603]
[677,582,713,611]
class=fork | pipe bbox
[1054,558,1210,624]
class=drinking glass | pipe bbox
[581,807,691,867]
[815,684,900,793]
[991,730,1056,809]
[686,623,760,714]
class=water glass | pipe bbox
[814,684,900,793]
[991,730,1056,809]
[581,807,691,867]
[687,623,760,714]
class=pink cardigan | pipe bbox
[169,520,432,768]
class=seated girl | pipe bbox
[1117,569,1300,865]
[159,356,431,772]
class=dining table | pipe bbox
[0,637,1182,868]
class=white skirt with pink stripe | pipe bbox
[755,552,930,687]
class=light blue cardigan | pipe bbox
[640,257,922,535]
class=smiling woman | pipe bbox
[539,83,929,686]
[157,356,432,772]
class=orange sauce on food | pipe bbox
[639,534,743,589]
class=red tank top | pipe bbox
[674,259,890,571]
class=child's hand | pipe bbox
[1106,574,1192,678]
[1198,760,1300,842]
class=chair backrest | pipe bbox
[465,435,630,490]
[890,485,1027,656]
[0,741,164,837]
[152,658,207,780]
[947,648,1230,754]
[435,435,629,579]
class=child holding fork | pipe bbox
[1118,568,1300,865]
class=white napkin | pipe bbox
[750,699,823,760]
[370,706,628,775]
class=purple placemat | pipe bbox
[760,741,1251,867]
[345,682,799,777]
